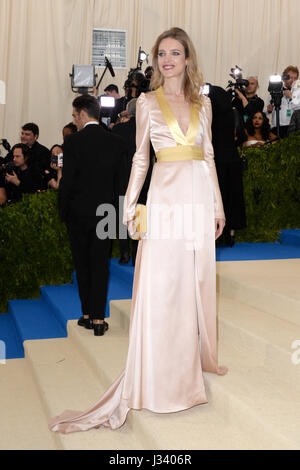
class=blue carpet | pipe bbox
[216,241,300,261]
[0,313,24,359]
[1,229,299,359]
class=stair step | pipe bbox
[109,258,135,286]
[216,243,300,261]
[217,259,300,327]
[105,276,133,316]
[109,297,300,391]
[72,262,133,316]
[280,229,300,246]
[206,341,300,449]
[0,313,24,358]
[9,299,66,343]
[218,295,300,390]
[24,338,145,450]
[41,284,82,331]
[105,299,300,449]
[65,320,264,450]
[0,358,59,450]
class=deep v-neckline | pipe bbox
[155,86,200,146]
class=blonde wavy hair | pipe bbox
[150,27,204,110]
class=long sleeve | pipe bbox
[202,96,225,220]
[123,93,150,223]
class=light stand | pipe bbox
[95,56,115,92]
[137,47,148,70]
[70,65,97,94]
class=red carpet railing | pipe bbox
[0,132,300,312]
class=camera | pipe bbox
[227,66,249,98]
[99,95,116,123]
[125,68,150,99]
[50,153,63,168]
[267,74,292,138]
[0,161,15,176]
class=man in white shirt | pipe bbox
[267,65,299,138]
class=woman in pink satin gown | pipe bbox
[49,27,227,434]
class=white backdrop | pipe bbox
[0,0,299,148]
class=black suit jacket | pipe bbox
[58,123,127,221]
[112,117,153,205]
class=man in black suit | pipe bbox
[59,94,127,336]
[3,122,51,189]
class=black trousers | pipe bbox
[118,234,138,263]
[66,216,111,320]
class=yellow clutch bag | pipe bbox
[131,204,147,240]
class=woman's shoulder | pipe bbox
[200,94,212,113]
[136,91,156,108]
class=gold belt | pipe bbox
[156,145,204,162]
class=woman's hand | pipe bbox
[5,171,20,186]
[127,219,137,238]
[215,218,225,240]
[50,162,59,171]
[253,142,264,147]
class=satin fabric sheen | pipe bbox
[49,89,227,434]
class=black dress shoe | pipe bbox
[118,253,130,264]
[93,321,109,336]
[77,316,93,329]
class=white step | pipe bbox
[24,337,145,450]
[217,259,300,327]
[104,298,300,449]
[66,320,267,450]
[218,295,300,391]
[0,358,58,450]
[4,259,299,450]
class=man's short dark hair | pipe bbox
[22,123,39,138]
[104,84,119,94]
[72,94,100,120]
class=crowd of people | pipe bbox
[0,122,76,204]
[227,65,300,148]
[1,64,299,252]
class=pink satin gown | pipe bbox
[49,87,227,434]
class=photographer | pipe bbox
[267,65,299,138]
[3,123,51,189]
[288,80,300,135]
[45,144,63,190]
[0,143,41,203]
[231,76,264,123]
[94,84,128,128]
